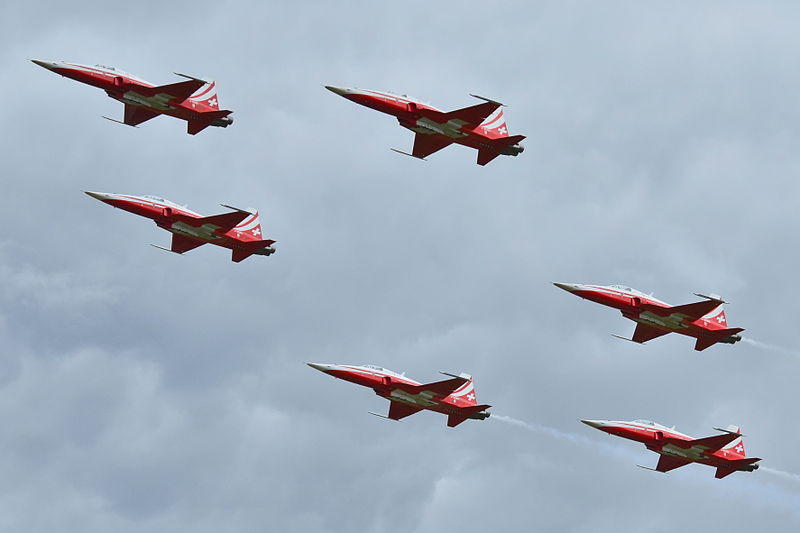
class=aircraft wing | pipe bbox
[648,298,722,320]
[412,133,455,159]
[439,100,502,128]
[387,402,424,421]
[137,79,206,102]
[174,210,250,231]
[655,455,693,473]
[124,104,160,126]
[394,376,469,396]
[171,234,206,254]
[632,323,671,344]
[670,432,741,452]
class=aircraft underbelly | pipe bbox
[413,117,466,139]
[636,311,686,330]
[121,90,175,111]
[390,389,437,408]
[660,443,704,460]
[170,221,220,240]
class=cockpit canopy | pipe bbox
[141,195,186,209]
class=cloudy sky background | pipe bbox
[2,1,800,531]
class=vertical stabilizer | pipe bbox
[702,303,728,327]
[449,376,478,406]
[189,80,220,110]
[478,108,510,139]
[233,210,263,240]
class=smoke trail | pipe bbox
[491,414,635,460]
[741,337,800,358]
[761,466,800,485]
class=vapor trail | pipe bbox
[491,414,634,459]
[741,337,800,358]
[761,466,800,485]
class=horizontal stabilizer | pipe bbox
[714,458,760,479]
[446,404,491,428]
[231,239,277,263]
[694,327,745,351]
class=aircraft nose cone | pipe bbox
[307,362,334,373]
[325,85,351,97]
[84,191,114,202]
[31,59,60,70]
[581,419,607,429]
[554,282,581,292]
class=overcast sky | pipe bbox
[2,1,800,531]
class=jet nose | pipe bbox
[307,362,334,373]
[581,419,607,429]
[31,59,61,71]
[84,191,115,202]
[554,282,582,292]
[325,85,352,97]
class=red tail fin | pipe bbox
[449,376,478,406]
[188,80,221,110]
[233,210,264,240]
[478,108,510,139]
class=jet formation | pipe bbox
[85,192,275,262]
[326,86,525,165]
[582,419,760,479]
[31,60,233,134]
[554,283,744,351]
[31,58,764,480]
[307,363,491,427]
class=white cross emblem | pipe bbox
[467,393,475,401]
[498,126,507,135]
[735,444,744,454]
[717,315,725,323]
[252,228,261,236]
[208,98,217,107]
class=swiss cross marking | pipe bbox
[735,444,744,454]
[252,228,261,236]
[717,315,725,323]
[208,98,217,107]
[498,126,507,135]
[467,393,475,401]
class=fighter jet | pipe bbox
[581,419,761,479]
[307,363,491,427]
[31,60,233,134]
[325,86,525,165]
[85,192,275,262]
[553,283,744,351]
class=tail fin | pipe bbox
[188,80,221,110]
[702,303,728,327]
[450,376,478,406]
[478,108,510,139]
[233,210,264,240]
[721,427,746,456]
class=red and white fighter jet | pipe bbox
[554,283,744,351]
[325,86,525,166]
[32,60,233,134]
[307,363,491,427]
[581,419,761,479]
[85,192,275,262]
